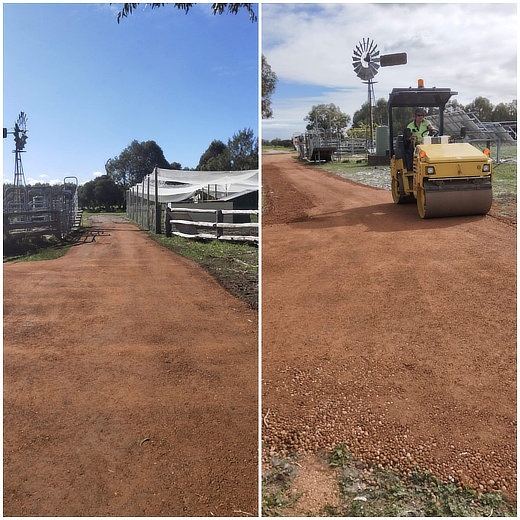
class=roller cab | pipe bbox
[388,81,493,218]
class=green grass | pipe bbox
[150,232,257,273]
[492,161,517,202]
[263,145,295,152]
[3,237,74,263]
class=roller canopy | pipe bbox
[388,87,457,109]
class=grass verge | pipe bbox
[3,232,80,263]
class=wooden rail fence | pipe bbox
[167,207,258,243]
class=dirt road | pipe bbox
[3,215,258,517]
[262,153,516,497]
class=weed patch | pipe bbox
[330,447,516,517]
[262,456,301,516]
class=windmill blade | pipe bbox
[368,63,379,77]
[353,64,363,76]
[358,68,370,81]
[16,112,28,132]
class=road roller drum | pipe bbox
[418,177,493,218]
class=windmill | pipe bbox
[12,111,29,188]
[352,38,407,150]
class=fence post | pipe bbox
[155,167,161,234]
[136,184,140,225]
[215,210,223,240]
[147,175,151,231]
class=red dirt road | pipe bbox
[3,215,258,517]
[262,153,516,497]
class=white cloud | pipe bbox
[93,171,104,178]
[24,176,61,186]
[262,3,517,140]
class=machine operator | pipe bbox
[405,108,436,144]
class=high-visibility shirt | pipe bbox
[406,119,432,143]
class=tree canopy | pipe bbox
[78,175,125,211]
[304,104,351,136]
[196,128,258,171]
[196,140,231,171]
[105,140,170,188]
[262,55,278,119]
[352,98,388,128]
[227,128,258,170]
[116,3,257,23]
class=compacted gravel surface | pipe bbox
[262,153,516,499]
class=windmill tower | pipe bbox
[352,39,407,151]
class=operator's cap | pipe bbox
[414,108,426,115]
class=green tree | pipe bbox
[262,55,278,119]
[389,107,415,135]
[304,104,351,136]
[227,128,258,170]
[507,100,517,120]
[116,3,257,23]
[79,175,124,211]
[352,98,388,128]
[465,96,494,121]
[105,140,170,188]
[197,140,232,171]
[78,180,95,209]
[491,101,516,122]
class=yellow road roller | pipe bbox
[388,81,493,218]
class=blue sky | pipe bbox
[262,2,517,141]
[3,3,258,185]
